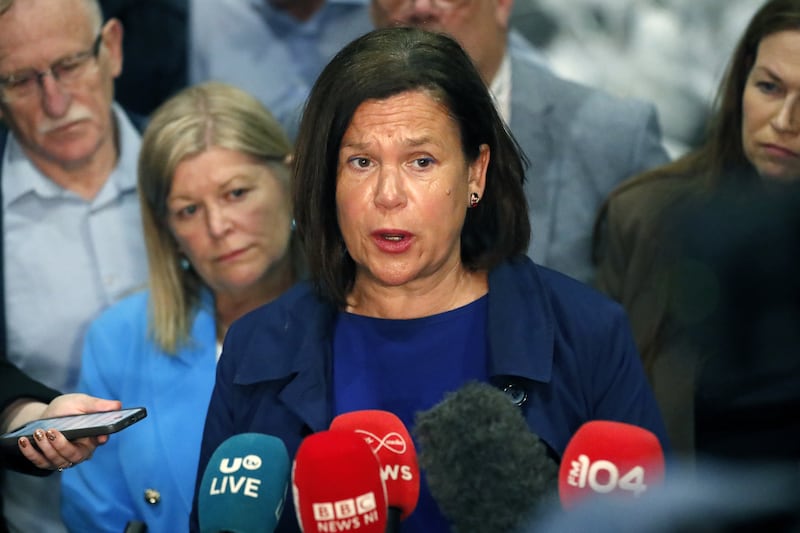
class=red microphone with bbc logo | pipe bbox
[559,420,666,509]
[330,410,420,533]
[292,430,388,533]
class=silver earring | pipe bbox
[179,256,191,271]
[291,218,296,231]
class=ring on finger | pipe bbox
[57,461,74,472]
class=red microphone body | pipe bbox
[292,430,388,532]
[330,410,420,532]
[559,420,666,509]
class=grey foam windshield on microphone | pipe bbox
[413,381,558,533]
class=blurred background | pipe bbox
[511,0,763,158]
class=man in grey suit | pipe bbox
[371,0,670,283]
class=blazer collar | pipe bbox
[234,285,336,432]
[487,257,554,382]
[508,47,559,168]
[233,258,556,431]
[508,50,564,264]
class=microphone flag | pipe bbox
[292,430,389,532]
[330,410,420,520]
[559,420,666,509]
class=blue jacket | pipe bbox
[61,290,218,533]
[192,256,668,532]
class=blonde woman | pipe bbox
[61,82,303,533]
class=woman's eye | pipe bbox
[412,157,434,168]
[177,205,197,218]
[348,157,371,169]
[229,188,247,199]
[756,80,780,94]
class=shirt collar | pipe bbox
[2,103,141,209]
[489,51,513,124]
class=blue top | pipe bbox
[333,296,489,531]
[191,256,669,532]
[62,290,218,533]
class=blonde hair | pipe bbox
[138,81,293,353]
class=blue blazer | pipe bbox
[61,291,218,533]
[509,34,670,283]
[191,256,668,532]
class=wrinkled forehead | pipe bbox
[0,0,98,69]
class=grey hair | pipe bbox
[0,0,102,28]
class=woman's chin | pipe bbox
[757,164,800,183]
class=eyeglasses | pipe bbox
[0,33,103,103]
[376,0,468,12]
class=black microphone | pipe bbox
[122,520,147,533]
[123,520,147,533]
[413,381,558,532]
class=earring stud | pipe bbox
[469,192,480,208]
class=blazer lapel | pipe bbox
[508,53,561,266]
[235,289,334,434]
[145,305,218,513]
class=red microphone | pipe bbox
[292,430,388,532]
[330,410,420,530]
[559,420,665,509]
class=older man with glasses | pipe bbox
[371,0,671,285]
[0,0,147,531]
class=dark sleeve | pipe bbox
[102,0,188,116]
[0,357,60,473]
[589,300,671,453]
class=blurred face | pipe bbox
[0,0,121,171]
[267,0,323,20]
[742,30,800,181]
[336,90,488,290]
[370,0,512,83]
[167,147,293,301]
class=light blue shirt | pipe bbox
[1,104,147,533]
[189,0,371,140]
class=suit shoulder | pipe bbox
[229,282,318,336]
[512,49,656,118]
[503,257,626,322]
[537,263,625,317]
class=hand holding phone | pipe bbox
[0,407,147,450]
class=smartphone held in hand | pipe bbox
[0,407,147,449]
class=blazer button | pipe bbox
[502,383,528,407]
[144,488,161,505]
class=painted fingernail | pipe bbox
[18,437,27,449]
[46,430,57,441]
[34,429,45,441]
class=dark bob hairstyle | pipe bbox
[293,26,530,306]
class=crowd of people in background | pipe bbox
[0,0,797,532]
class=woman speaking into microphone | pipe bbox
[192,27,668,533]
